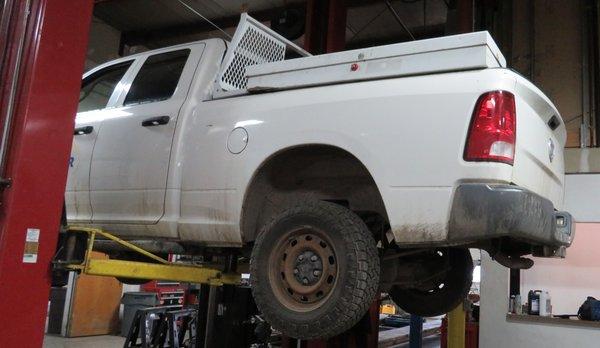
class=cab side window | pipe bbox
[78,61,132,113]
[123,49,190,106]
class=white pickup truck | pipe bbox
[66,15,574,339]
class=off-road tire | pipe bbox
[389,248,473,316]
[250,200,380,340]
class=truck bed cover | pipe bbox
[245,31,506,92]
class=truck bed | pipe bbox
[245,31,506,92]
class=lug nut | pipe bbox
[293,268,299,274]
[313,270,321,276]
[310,255,318,262]
[298,255,304,261]
[302,278,309,284]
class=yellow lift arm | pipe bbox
[61,226,240,286]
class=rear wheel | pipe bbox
[389,248,473,316]
[250,200,380,340]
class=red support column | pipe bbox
[0,0,92,346]
[456,0,474,33]
[304,0,348,54]
[326,0,348,53]
[304,0,328,54]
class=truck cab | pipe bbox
[68,41,217,233]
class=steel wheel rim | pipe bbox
[411,249,450,294]
[268,227,338,312]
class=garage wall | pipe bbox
[520,223,600,314]
[564,148,600,221]
[85,17,121,70]
[564,174,600,222]
[480,244,600,348]
[565,148,600,174]
[512,0,583,148]
[532,0,582,148]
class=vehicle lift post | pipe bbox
[281,297,381,348]
[0,0,93,346]
[409,314,423,348]
[58,227,247,347]
[448,303,467,348]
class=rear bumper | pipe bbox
[448,184,574,249]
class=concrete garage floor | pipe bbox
[396,334,441,348]
[43,335,125,348]
[43,334,440,347]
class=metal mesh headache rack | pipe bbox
[215,13,311,94]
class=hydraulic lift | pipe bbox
[55,226,272,347]
[56,226,468,348]
[58,226,257,345]
[57,227,240,286]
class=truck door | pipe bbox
[90,44,204,224]
[66,60,134,223]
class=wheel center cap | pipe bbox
[293,250,323,286]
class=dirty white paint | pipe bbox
[66,37,567,246]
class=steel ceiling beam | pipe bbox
[119,3,306,48]
[115,0,400,49]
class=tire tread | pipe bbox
[250,200,380,339]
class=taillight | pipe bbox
[464,91,516,165]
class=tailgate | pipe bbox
[511,75,566,209]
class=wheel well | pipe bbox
[241,145,388,242]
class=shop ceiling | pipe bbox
[93,0,449,49]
